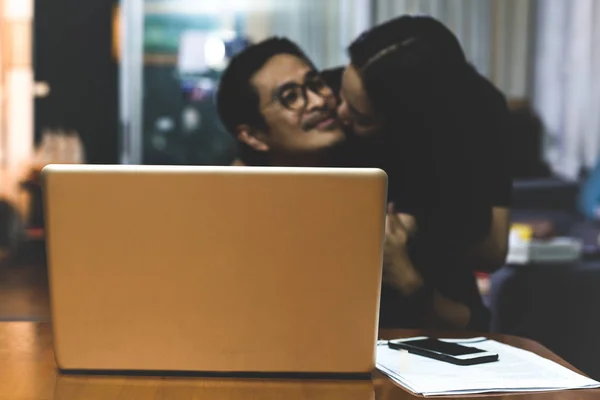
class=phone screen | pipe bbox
[402,338,486,356]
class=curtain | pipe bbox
[268,0,343,69]
[532,0,600,180]
[244,0,534,98]
[372,0,533,99]
[244,0,371,69]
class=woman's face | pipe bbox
[337,64,382,137]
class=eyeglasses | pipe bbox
[272,72,332,111]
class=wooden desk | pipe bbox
[0,322,598,400]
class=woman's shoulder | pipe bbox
[468,68,509,112]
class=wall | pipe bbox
[34,0,119,164]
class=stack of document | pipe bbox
[376,337,600,397]
[506,225,582,265]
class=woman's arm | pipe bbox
[385,211,472,330]
[464,206,510,272]
[385,248,472,330]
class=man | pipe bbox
[216,37,344,168]
[216,36,486,331]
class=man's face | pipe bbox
[242,54,344,162]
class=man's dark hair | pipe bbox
[216,37,313,137]
[320,66,344,103]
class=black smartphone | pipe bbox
[387,337,499,366]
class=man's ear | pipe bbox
[236,125,269,152]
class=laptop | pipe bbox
[43,164,387,374]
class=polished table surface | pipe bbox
[1,322,598,400]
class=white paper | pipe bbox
[376,338,600,397]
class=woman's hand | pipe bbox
[383,203,416,267]
[383,204,472,330]
[383,204,422,296]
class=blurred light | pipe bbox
[155,117,174,132]
[0,0,33,209]
[144,0,276,15]
[205,37,226,68]
[3,0,33,19]
[112,4,121,61]
[182,107,201,133]
[220,30,237,42]
[33,82,51,98]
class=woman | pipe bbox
[328,15,512,331]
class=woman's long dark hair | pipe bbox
[348,15,494,240]
[349,15,468,117]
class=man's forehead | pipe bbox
[251,54,313,92]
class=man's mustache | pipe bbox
[302,108,338,130]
